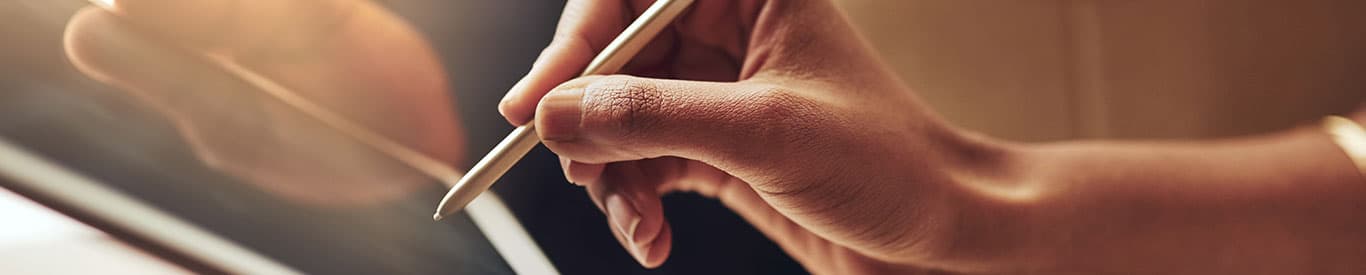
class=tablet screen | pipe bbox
[2,2,522,274]
[0,79,518,275]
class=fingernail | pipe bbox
[499,78,532,125]
[538,88,584,141]
[633,238,652,267]
[605,194,642,258]
[559,157,574,185]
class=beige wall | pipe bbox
[833,0,1366,141]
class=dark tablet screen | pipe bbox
[0,1,517,274]
[0,56,519,275]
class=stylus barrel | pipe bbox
[434,125,538,220]
[434,0,696,220]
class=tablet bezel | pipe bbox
[0,137,557,274]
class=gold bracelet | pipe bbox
[1323,115,1366,180]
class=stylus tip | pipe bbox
[432,213,444,221]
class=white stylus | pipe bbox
[433,0,695,220]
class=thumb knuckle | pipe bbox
[582,76,665,139]
[745,86,828,139]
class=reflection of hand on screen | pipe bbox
[62,0,465,206]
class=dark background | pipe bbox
[0,1,805,274]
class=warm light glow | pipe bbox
[91,0,115,10]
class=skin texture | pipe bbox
[66,0,1366,274]
[506,0,985,272]
[505,0,1366,274]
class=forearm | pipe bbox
[1006,112,1366,273]
[935,111,1366,273]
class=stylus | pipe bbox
[433,0,696,221]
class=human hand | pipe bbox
[63,0,464,205]
[502,0,1018,273]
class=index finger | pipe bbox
[496,0,658,126]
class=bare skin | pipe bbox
[505,0,1366,274]
[66,0,1366,274]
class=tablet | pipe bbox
[0,116,556,274]
[1,1,569,273]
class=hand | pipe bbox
[502,0,1016,273]
[63,0,464,205]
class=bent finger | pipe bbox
[584,161,671,268]
[497,0,631,125]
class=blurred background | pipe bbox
[2,0,1364,274]
[838,0,1366,141]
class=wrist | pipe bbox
[910,123,1045,272]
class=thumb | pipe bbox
[534,75,822,168]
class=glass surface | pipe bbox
[0,1,513,274]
